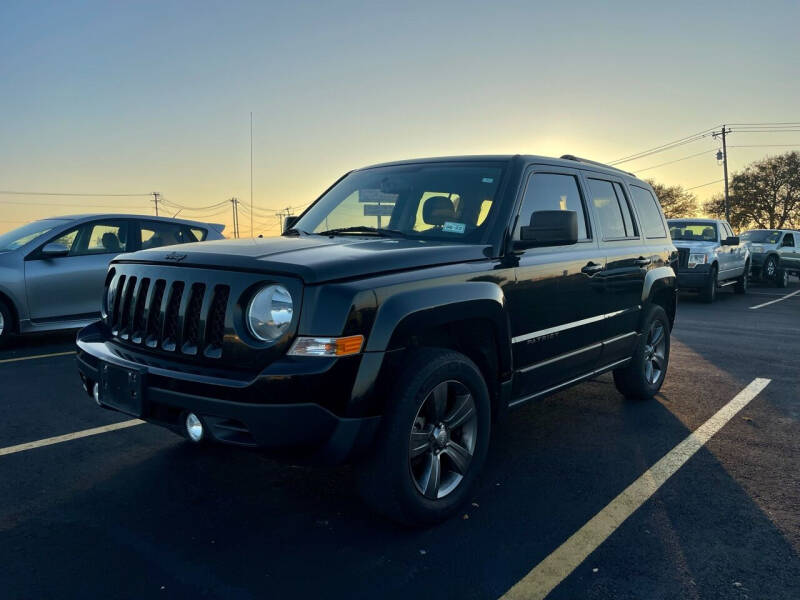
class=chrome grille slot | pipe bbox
[161,281,185,352]
[130,278,151,344]
[181,283,206,355]
[118,276,137,340]
[145,279,167,348]
[204,285,229,359]
[110,274,126,334]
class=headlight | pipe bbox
[246,284,293,341]
[751,245,764,253]
[688,253,707,268]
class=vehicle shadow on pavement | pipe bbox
[2,379,798,599]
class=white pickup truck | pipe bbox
[667,218,751,302]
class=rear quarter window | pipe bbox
[629,185,667,239]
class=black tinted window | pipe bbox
[140,221,196,249]
[613,183,637,237]
[515,173,588,240]
[588,179,626,240]
[783,234,795,247]
[630,186,667,238]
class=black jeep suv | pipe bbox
[76,155,677,525]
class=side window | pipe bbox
[722,223,733,239]
[587,179,626,240]
[140,221,189,250]
[188,227,208,242]
[613,183,638,237]
[49,228,80,253]
[630,186,668,238]
[783,233,795,247]
[57,221,129,257]
[514,172,589,240]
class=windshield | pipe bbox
[0,219,68,252]
[292,163,506,242]
[667,221,719,242]
[741,230,781,244]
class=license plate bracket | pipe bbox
[99,363,145,417]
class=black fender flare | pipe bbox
[348,282,511,417]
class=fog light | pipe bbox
[93,383,101,406]
[185,413,204,442]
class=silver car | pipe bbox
[741,229,800,288]
[0,214,225,346]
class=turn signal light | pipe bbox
[288,335,364,357]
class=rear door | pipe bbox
[25,220,132,321]
[778,232,796,269]
[584,176,648,362]
[503,166,605,401]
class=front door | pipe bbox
[25,220,131,321]
[503,167,605,402]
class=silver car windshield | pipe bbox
[0,219,68,251]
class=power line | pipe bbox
[0,190,151,197]
[0,199,150,209]
[685,179,724,191]
[635,150,713,173]
[728,144,800,148]
[608,127,718,165]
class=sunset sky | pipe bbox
[1,0,799,236]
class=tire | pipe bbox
[613,304,670,401]
[764,255,779,284]
[777,267,789,288]
[0,298,14,349]
[700,265,717,303]
[734,261,749,294]
[356,348,491,526]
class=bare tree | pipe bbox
[704,151,800,229]
[646,179,697,218]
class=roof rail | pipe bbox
[559,155,635,177]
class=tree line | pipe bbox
[648,150,800,230]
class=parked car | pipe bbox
[667,218,750,302]
[0,214,224,346]
[76,155,677,525]
[740,229,800,288]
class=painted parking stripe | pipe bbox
[501,377,771,600]
[0,419,143,457]
[0,350,76,364]
[748,289,800,310]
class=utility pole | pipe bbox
[713,126,732,222]
[230,197,240,239]
[152,192,160,216]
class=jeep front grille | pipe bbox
[108,273,229,360]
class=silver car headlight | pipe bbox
[246,284,293,341]
[688,253,707,268]
[751,245,764,253]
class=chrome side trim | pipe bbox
[602,331,637,346]
[509,357,632,408]
[518,342,602,374]
[511,306,640,344]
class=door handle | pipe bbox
[634,257,652,266]
[581,262,604,275]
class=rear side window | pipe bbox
[630,186,667,238]
[587,179,627,240]
[515,172,589,240]
[783,233,795,247]
[139,221,198,249]
[189,227,208,241]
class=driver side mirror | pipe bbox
[515,210,579,249]
[40,242,70,258]
[721,236,739,246]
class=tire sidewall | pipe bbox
[633,305,671,396]
[374,350,491,525]
[0,300,13,347]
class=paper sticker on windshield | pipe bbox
[482,177,494,183]
[443,221,466,234]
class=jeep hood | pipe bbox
[115,236,492,284]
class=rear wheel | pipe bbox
[734,261,749,294]
[777,267,789,288]
[613,304,670,401]
[700,266,717,303]
[0,299,14,348]
[357,348,491,526]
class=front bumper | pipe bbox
[675,265,712,290]
[76,322,381,463]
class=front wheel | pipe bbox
[613,304,671,401]
[735,261,749,294]
[357,348,491,526]
[700,266,717,303]
[0,299,14,348]
[764,255,779,283]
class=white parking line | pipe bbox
[748,289,800,310]
[501,377,771,600]
[0,350,76,364]
[0,419,144,457]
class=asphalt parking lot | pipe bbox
[1,280,798,599]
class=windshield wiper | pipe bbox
[282,227,309,237]
[315,226,407,238]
